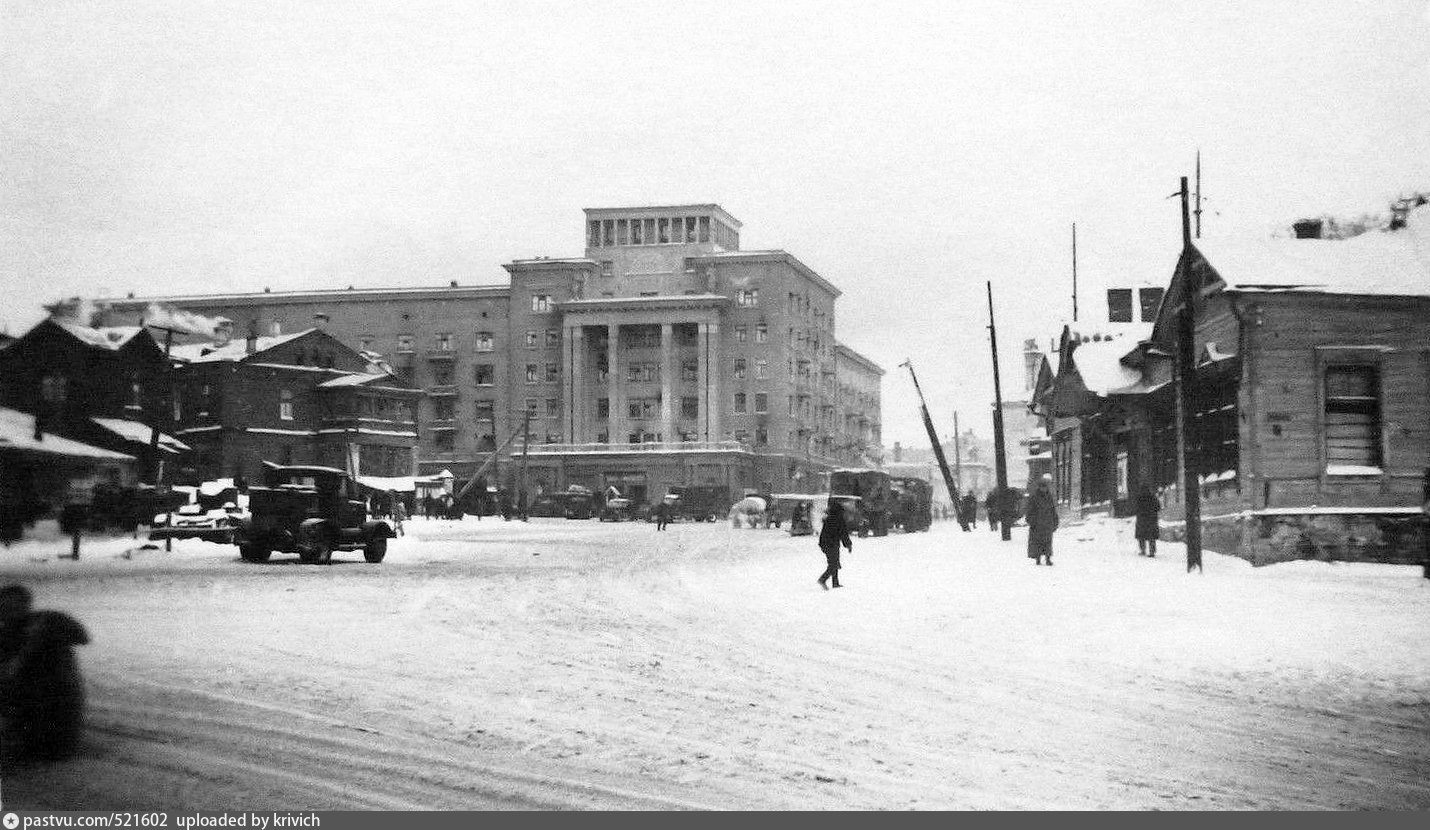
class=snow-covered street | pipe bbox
[2,516,1428,810]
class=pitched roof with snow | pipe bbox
[170,329,315,364]
[1193,208,1430,297]
[90,417,192,453]
[0,407,137,460]
[53,322,146,351]
[1069,338,1141,396]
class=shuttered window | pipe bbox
[1324,365,1382,470]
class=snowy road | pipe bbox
[2,517,1428,810]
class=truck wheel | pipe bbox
[239,544,271,563]
[364,536,387,563]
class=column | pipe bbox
[560,326,577,443]
[562,323,575,442]
[707,322,722,443]
[660,322,675,443]
[696,322,710,441]
[606,322,620,444]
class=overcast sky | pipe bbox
[3,0,1429,448]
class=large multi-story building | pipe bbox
[104,205,882,502]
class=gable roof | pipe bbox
[170,329,316,364]
[52,321,147,351]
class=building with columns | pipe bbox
[103,204,882,504]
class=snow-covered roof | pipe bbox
[90,417,192,453]
[171,329,315,363]
[54,322,146,351]
[357,475,421,492]
[1070,338,1141,396]
[0,407,136,460]
[1194,208,1430,297]
[318,372,390,388]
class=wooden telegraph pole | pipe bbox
[1176,177,1204,573]
[1071,223,1079,323]
[952,411,963,493]
[987,281,1011,542]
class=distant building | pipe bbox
[104,204,882,502]
[168,326,422,483]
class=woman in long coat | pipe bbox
[1025,475,1059,566]
[1134,485,1161,557]
[817,501,853,589]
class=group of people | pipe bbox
[0,584,88,763]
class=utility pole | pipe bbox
[952,411,963,492]
[1071,223,1079,323]
[987,281,1011,542]
[1177,177,1204,572]
[1194,150,1203,240]
[899,360,960,522]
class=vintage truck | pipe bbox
[234,464,395,564]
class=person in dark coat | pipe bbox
[0,584,89,762]
[817,501,853,589]
[654,499,671,531]
[1134,485,1161,557]
[985,490,1001,533]
[960,492,979,531]
[1025,475,1060,566]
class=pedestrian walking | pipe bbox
[1134,485,1160,557]
[654,499,671,531]
[961,492,979,531]
[389,491,406,537]
[817,501,853,590]
[985,490,1000,533]
[0,584,89,762]
[1025,474,1059,566]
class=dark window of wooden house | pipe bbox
[1324,366,1382,469]
[1138,287,1164,322]
[1107,289,1133,323]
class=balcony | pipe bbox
[522,440,753,455]
[427,385,457,397]
[426,349,456,362]
[427,419,456,431]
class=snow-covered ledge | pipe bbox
[1325,465,1384,477]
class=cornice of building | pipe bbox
[109,283,510,308]
[558,294,732,314]
[835,341,885,376]
[583,204,742,229]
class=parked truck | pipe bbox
[890,476,933,533]
[234,463,395,564]
[664,485,729,523]
[829,468,893,537]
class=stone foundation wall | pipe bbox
[1164,511,1428,566]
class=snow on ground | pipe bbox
[2,514,1428,810]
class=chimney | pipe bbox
[312,312,328,331]
[246,320,259,354]
[213,319,233,347]
[893,441,902,463]
[1292,218,1324,239]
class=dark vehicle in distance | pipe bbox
[890,477,933,532]
[664,485,729,522]
[235,463,395,564]
[829,468,893,537]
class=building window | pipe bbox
[628,398,657,419]
[546,398,561,418]
[734,392,747,414]
[1324,365,1382,470]
[434,431,454,452]
[396,334,414,353]
[755,393,768,414]
[524,398,539,417]
[1107,288,1133,323]
[601,260,614,277]
[657,218,671,244]
[698,216,711,243]
[475,331,494,352]
[755,360,767,379]
[588,220,602,248]
[531,294,551,313]
[626,326,660,348]
[435,333,452,351]
[474,364,495,385]
[734,359,747,380]
[526,330,539,349]
[434,399,455,421]
[681,397,699,419]
[279,389,293,421]
[597,397,610,418]
[627,362,659,382]
[755,426,768,445]
[788,395,796,416]
[432,366,454,387]
[737,289,758,307]
[735,325,747,342]
[526,364,539,383]
[40,374,67,404]
[602,220,615,246]
[755,323,768,343]
[474,400,494,422]
[545,363,559,382]
[1138,287,1165,322]
[545,329,560,348]
[681,359,698,382]
[631,218,644,245]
